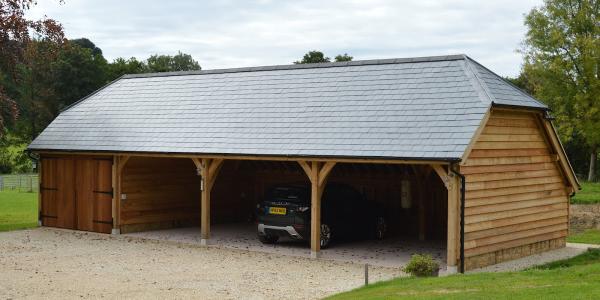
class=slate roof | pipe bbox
[28,54,548,161]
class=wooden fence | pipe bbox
[0,174,39,193]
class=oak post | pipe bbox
[446,171,460,273]
[298,161,336,258]
[192,157,224,246]
[111,155,121,234]
[310,161,320,258]
[201,159,210,244]
[431,163,459,273]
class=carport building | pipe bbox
[28,54,579,272]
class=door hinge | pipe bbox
[93,189,114,196]
[92,218,113,225]
[40,186,58,191]
[40,214,58,219]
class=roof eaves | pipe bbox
[26,147,464,162]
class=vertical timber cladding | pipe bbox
[40,155,113,233]
[461,109,570,270]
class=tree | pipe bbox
[294,50,354,64]
[505,73,536,95]
[170,51,201,71]
[70,38,102,56]
[334,53,353,62]
[51,41,109,113]
[294,51,330,64]
[146,51,201,72]
[522,0,600,181]
[0,0,65,135]
[107,57,146,79]
[14,39,62,140]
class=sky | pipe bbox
[28,0,542,77]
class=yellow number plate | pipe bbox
[269,207,287,215]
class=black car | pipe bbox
[256,183,387,248]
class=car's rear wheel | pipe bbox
[258,234,279,244]
[375,216,386,240]
[320,223,332,248]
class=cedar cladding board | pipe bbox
[461,110,570,270]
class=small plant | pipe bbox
[403,254,440,277]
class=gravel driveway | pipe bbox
[0,228,400,299]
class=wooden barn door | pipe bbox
[90,159,113,233]
[40,158,59,227]
[75,159,95,231]
[41,156,112,233]
[41,157,76,229]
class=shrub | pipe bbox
[403,254,440,277]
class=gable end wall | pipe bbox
[461,109,570,270]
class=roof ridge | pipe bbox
[121,54,467,79]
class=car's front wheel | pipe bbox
[258,234,279,244]
[320,223,332,248]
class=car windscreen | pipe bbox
[267,186,309,203]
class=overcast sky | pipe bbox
[29,0,542,77]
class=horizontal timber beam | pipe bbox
[35,151,453,166]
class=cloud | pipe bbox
[28,0,542,76]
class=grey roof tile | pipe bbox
[29,54,546,160]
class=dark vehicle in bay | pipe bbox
[256,183,387,248]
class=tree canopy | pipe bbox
[0,0,65,134]
[522,0,600,180]
[294,50,354,64]
[146,51,201,73]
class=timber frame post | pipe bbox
[192,158,224,246]
[431,163,460,273]
[111,155,130,235]
[298,160,336,258]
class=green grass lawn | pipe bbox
[568,229,600,245]
[0,191,38,232]
[327,249,600,300]
[571,181,600,204]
